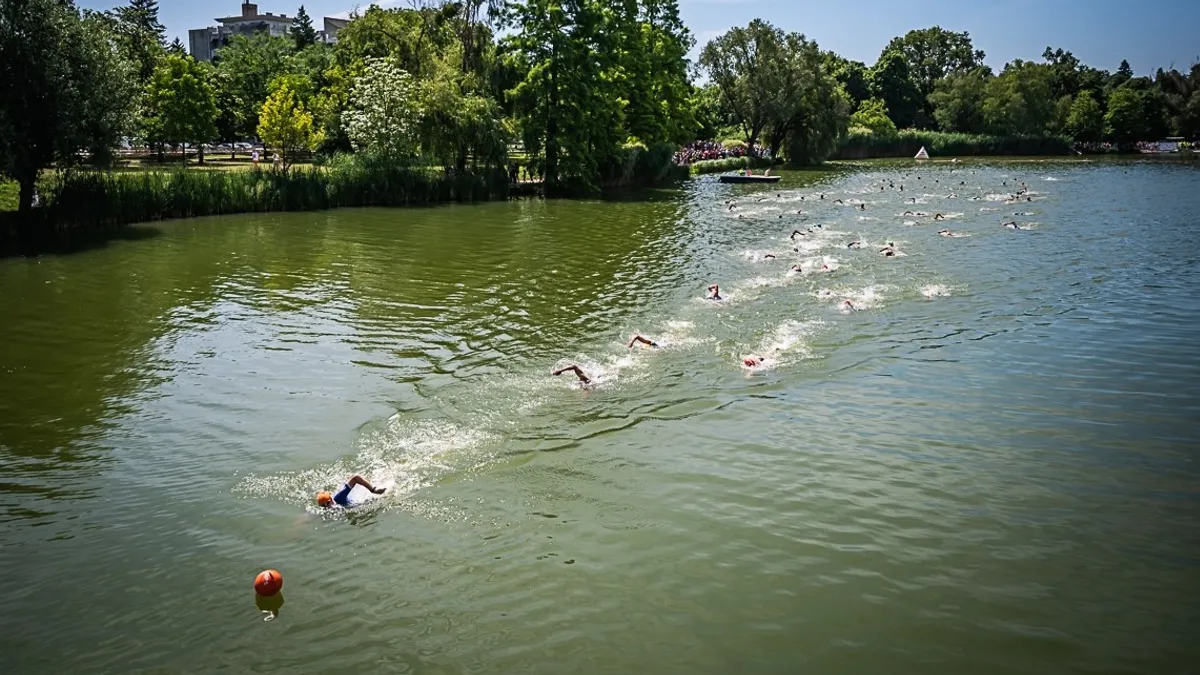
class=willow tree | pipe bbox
[700,19,847,164]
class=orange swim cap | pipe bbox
[316,491,333,507]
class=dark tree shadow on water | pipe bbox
[0,224,162,258]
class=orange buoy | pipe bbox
[254,569,283,596]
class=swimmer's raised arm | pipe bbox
[552,364,591,384]
[627,335,658,348]
[346,474,386,495]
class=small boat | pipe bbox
[719,174,782,184]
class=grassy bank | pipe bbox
[2,156,510,232]
[688,157,778,176]
[835,130,1071,159]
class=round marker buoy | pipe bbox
[254,569,283,597]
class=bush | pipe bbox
[835,129,1071,159]
[688,156,777,176]
[7,155,511,230]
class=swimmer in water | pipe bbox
[790,264,803,272]
[820,194,825,200]
[627,335,658,348]
[706,284,722,300]
[842,299,857,311]
[880,242,898,257]
[859,203,866,210]
[1003,221,1019,229]
[791,229,808,239]
[552,364,592,384]
[833,199,844,204]
[743,355,766,367]
[847,241,863,249]
[903,210,914,216]
[316,475,386,508]
[934,213,945,221]
[763,253,777,259]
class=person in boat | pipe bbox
[706,284,722,300]
[316,475,386,508]
[553,364,592,384]
[764,168,771,176]
[627,335,658,349]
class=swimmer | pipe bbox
[842,299,857,311]
[880,242,898,257]
[903,210,914,216]
[627,335,658,349]
[909,197,917,203]
[846,241,862,249]
[763,253,777,260]
[859,203,866,211]
[316,475,386,508]
[790,264,803,272]
[791,229,808,239]
[938,229,968,237]
[728,203,736,211]
[820,194,825,200]
[833,199,844,204]
[934,213,945,221]
[706,284,722,300]
[743,355,765,367]
[552,364,592,384]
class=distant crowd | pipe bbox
[673,141,770,165]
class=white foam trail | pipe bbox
[233,418,495,511]
[921,284,953,298]
[742,320,823,371]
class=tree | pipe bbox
[0,0,138,212]
[1065,91,1103,141]
[982,60,1055,135]
[929,66,990,133]
[117,0,165,44]
[143,55,219,164]
[213,33,294,139]
[882,27,984,125]
[168,37,186,56]
[343,57,422,157]
[850,98,897,136]
[292,5,319,51]
[1112,59,1134,88]
[869,50,921,129]
[257,83,322,169]
[1104,87,1145,142]
[698,19,797,148]
[824,52,870,111]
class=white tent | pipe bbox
[914,146,930,160]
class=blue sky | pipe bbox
[80,0,1200,76]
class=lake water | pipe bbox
[2,160,1199,674]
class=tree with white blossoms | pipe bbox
[344,57,422,158]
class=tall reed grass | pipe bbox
[7,155,510,231]
[688,157,777,176]
[835,130,1071,159]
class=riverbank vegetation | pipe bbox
[2,0,1197,229]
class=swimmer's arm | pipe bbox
[552,365,591,384]
[627,335,657,348]
[346,474,386,494]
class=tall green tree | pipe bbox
[824,53,870,111]
[292,5,319,50]
[1111,59,1134,89]
[213,33,294,138]
[850,98,897,136]
[982,60,1055,135]
[869,50,921,129]
[0,0,138,212]
[929,66,990,133]
[698,19,796,148]
[1065,90,1103,141]
[882,27,983,126]
[143,55,219,163]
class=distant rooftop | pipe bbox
[216,2,291,25]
